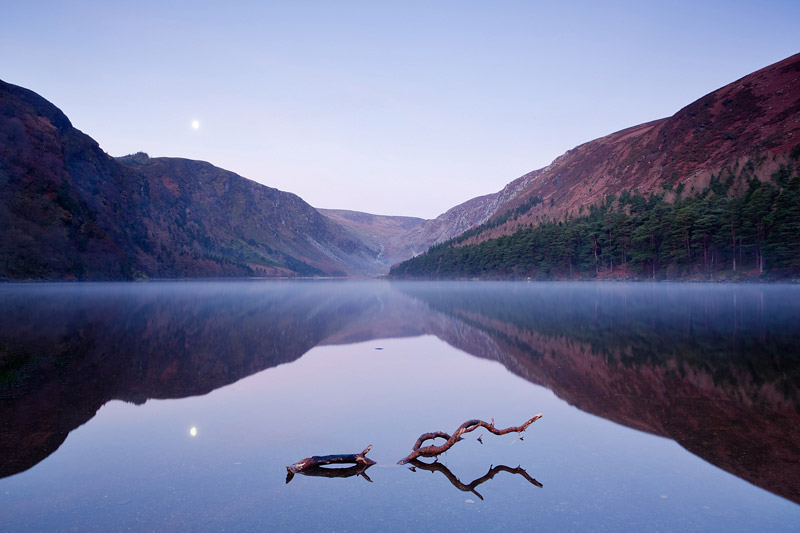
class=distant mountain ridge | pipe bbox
[317,209,424,270]
[437,53,800,242]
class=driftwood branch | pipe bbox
[285,445,376,483]
[409,459,542,500]
[398,415,542,464]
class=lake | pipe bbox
[1,280,799,531]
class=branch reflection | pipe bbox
[285,463,374,484]
[408,459,542,500]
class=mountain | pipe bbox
[4,53,799,280]
[478,52,800,237]
[391,53,800,279]
[0,79,382,280]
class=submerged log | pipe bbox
[409,459,542,500]
[285,445,376,483]
[398,415,542,464]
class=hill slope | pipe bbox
[0,80,380,279]
[481,52,800,237]
[392,53,800,279]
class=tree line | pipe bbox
[390,162,800,280]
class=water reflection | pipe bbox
[0,281,395,478]
[1,280,799,506]
[393,282,800,504]
[285,463,375,484]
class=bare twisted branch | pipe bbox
[398,414,542,464]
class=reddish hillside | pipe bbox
[435,53,800,245]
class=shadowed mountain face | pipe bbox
[2,282,799,505]
[0,80,381,279]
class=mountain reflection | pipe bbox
[0,281,399,478]
[1,281,799,505]
[394,282,800,505]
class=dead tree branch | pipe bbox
[398,415,542,464]
[285,445,376,483]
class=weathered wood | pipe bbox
[409,459,542,500]
[398,415,542,464]
[285,445,376,483]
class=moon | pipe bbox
[191,120,200,130]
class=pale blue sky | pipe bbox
[2,1,798,218]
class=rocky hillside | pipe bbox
[0,80,380,280]
[318,209,424,272]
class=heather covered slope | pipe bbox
[467,53,800,240]
[0,80,379,279]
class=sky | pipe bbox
[2,1,798,219]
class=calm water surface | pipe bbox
[1,281,798,531]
